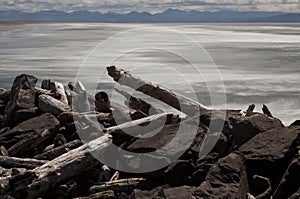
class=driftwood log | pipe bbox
[0,156,48,169]
[107,66,207,117]
[3,135,112,198]
[115,88,163,115]
[7,129,57,157]
[74,81,90,112]
[38,94,71,116]
[88,178,147,194]
[50,81,69,104]
[75,190,115,199]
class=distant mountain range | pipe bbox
[0,9,299,23]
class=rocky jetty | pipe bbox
[0,66,299,199]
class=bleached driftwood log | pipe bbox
[50,81,69,104]
[107,66,207,117]
[0,156,48,169]
[115,88,163,115]
[75,190,115,199]
[0,145,9,156]
[38,94,71,116]
[4,135,112,198]
[104,112,172,134]
[104,112,173,145]
[88,178,147,194]
[74,81,90,112]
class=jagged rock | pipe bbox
[273,157,300,199]
[95,91,111,113]
[124,116,202,159]
[0,113,60,149]
[239,126,300,190]
[187,153,220,186]
[2,74,37,127]
[262,104,273,117]
[199,131,229,158]
[251,175,272,199]
[193,153,249,199]
[290,120,300,126]
[230,113,283,148]
[13,107,41,125]
[133,187,165,199]
[163,186,196,199]
[245,104,255,116]
[164,160,194,187]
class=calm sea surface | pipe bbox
[0,23,299,125]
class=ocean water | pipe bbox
[0,23,299,125]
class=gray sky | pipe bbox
[0,0,299,13]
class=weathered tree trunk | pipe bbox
[0,145,9,156]
[104,112,173,145]
[38,94,71,116]
[50,81,69,104]
[107,66,207,117]
[0,156,48,169]
[4,135,112,199]
[74,81,90,112]
[115,88,163,115]
[75,190,115,199]
[34,139,83,160]
[58,111,111,126]
[104,112,172,134]
[88,178,147,194]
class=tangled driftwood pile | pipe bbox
[0,66,299,199]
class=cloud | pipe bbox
[0,0,299,13]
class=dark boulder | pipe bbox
[133,187,165,199]
[13,107,41,125]
[164,160,194,187]
[239,126,300,190]
[193,153,249,199]
[188,153,220,186]
[290,120,300,126]
[2,74,37,127]
[230,113,283,148]
[163,186,196,199]
[273,157,300,199]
